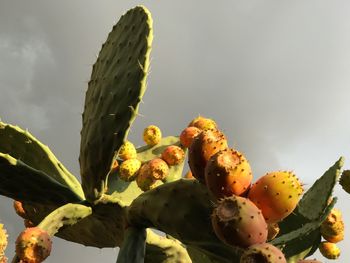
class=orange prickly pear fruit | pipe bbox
[320,208,344,243]
[240,243,286,263]
[143,125,162,146]
[188,115,217,131]
[118,140,137,160]
[180,126,201,148]
[148,158,169,180]
[189,129,228,183]
[184,170,194,179]
[211,196,268,248]
[136,162,162,191]
[161,145,185,166]
[205,149,252,199]
[119,159,141,181]
[13,200,27,219]
[318,241,340,260]
[15,227,52,263]
[339,169,350,194]
[248,171,303,223]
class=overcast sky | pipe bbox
[0,1,350,262]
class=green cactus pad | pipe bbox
[117,227,146,263]
[127,179,242,262]
[0,153,82,204]
[80,5,153,201]
[297,157,343,220]
[0,122,84,199]
[145,230,192,263]
[38,203,92,236]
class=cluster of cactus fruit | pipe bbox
[0,5,349,263]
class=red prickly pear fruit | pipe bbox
[161,145,185,166]
[180,126,201,148]
[15,227,52,263]
[297,259,323,263]
[118,141,137,160]
[318,241,340,260]
[188,115,217,131]
[320,208,344,243]
[267,222,280,241]
[240,243,286,263]
[184,170,195,179]
[339,169,350,194]
[13,200,27,219]
[205,149,252,199]
[189,129,228,183]
[248,171,303,223]
[211,196,268,248]
[143,125,162,146]
[148,158,169,180]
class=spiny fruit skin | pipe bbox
[15,227,52,263]
[318,241,340,260]
[119,159,142,181]
[148,158,169,180]
[189,129,228,183]
[240,243,286,263]
[211,196,268,248]
[0,224,8,262]
[339,169,350,194]
[161,145,185,166]
[248,171,303,223]
[205,149,252,199]
[118,140,137,160]
[180,126,201,148]
[136,162,158,191]
[14,200,27,219]
[188,115,217,131]
[143,125,162,146]
[320,208,344,243]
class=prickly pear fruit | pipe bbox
[211,196,268,248]
[184,170,194,179]
[339,169,350,194]
[318,241,340,260]
[189,129,228,183]
[148,158,169,180]
[180,126,201,148]
[188,115,217,131]
[320,208,344,243]
[13,200,27,219]
[136,162,158,191]
[119,159,141,181]
[297,259,323,263]
[15,227,52,263]
[205,149,252,199]
[240,243,286,263]
[118,140,137,160]
[143,125,162,146]
[161,145,185,166]
[267,223,280,241]
[248,171,303,223]
[0,224,8,262]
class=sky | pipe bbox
[0,1,350,262]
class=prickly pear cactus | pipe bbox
[0,5,347,263]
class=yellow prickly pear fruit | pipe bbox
[320,208,344,243]
[0,224,8,263]
[15,227,52,263]
[118,141,137,160]
[339,170,350,194]
[143,125,162,146]
[318,241,340,260]
[161,145,185,166]
[188,115,217,131]
[119,159,141,181]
